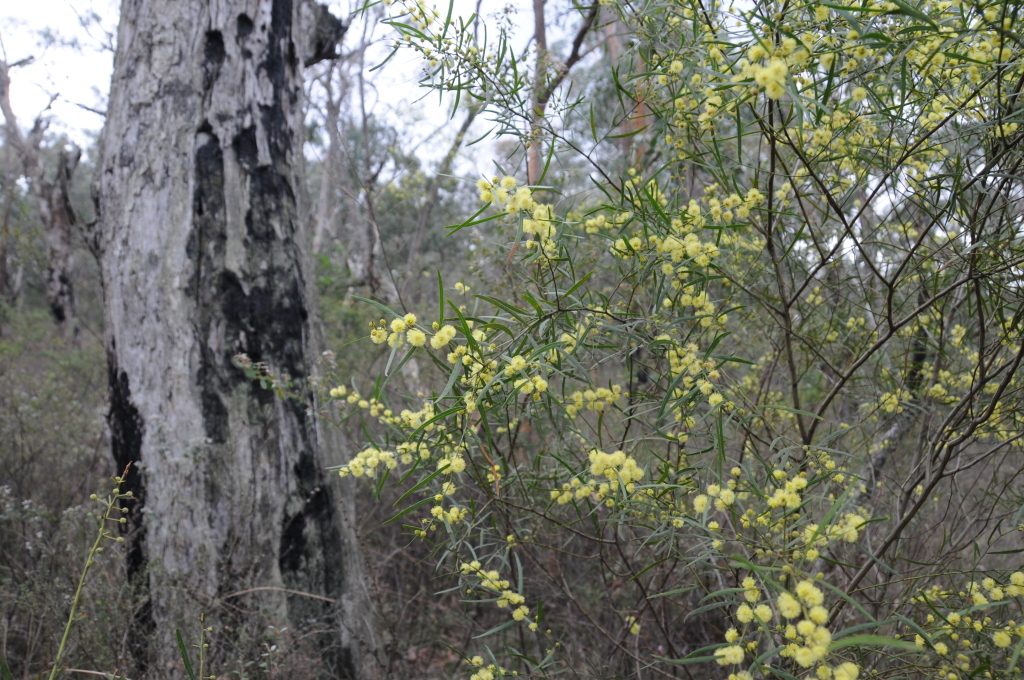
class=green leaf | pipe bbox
[683,600,731,621]
[653,654,717,666]
[760,404,824,420]
[473,618,518,639]
[437,269,446,326]
[408,404,464,442]
[0,652,13,680]
[887,0,938,28]
[382,347,417,393]
[521,292,544,316]
[435,360,463,404]
[176,629,197,680]
[474,294,531,322]
[391,464,449,509]
[697,587,748,604]
[383,496,437,525]
[559,270,593,301]
[827,634,921,652]
[445,204,502,234]
[351,295,401,320]
[1007,639,1024,677]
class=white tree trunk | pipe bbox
[93,0,373,676]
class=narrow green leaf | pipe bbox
[176,629,197,680]
[474,294,531,321]
[0,653,13,680]
[760,404,824,420]
[435,360,463,404]
[437,269,446,326]
[352,295,401,320]
[827,634,921,652]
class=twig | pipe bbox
[220,586,338,604]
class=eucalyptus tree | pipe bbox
[92,0,375,675]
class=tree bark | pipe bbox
[93,0,374,677]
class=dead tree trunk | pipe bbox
[92,0,373,677]
[0,59,79,329]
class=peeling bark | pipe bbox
[94,0,373,676]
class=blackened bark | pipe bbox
[94,0,373,676]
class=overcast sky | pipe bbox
[1,0,117,146]
[2,0,538,178]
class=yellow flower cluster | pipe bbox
[369,313,425,348]
[589,449,644,486]
[337,447,397,478]
[476,175,536,215]
[465,657,516,680]
[659,232,719,267]
[904,576,1024,676]
[513,375,548,397]
[582,211,629,233]
[431,323,458,349]
[750,57,790,100]
[718,570,859,680]
[459,561,532,625]
[563,385,622,416]
[548,449,646,506]
[878,388,909,414]
[369,314,462,351]
[523,203,559,257]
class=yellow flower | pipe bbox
[794,646,818,668]
[778,592,801,618]
[796,580,824,606]
[834,662,860,680]
[714,645,744,665]
[765,81,785,100]
[993,631,1012,648]
[407,329,426,347]
[430,324,457,349]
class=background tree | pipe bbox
[0,58,80,331]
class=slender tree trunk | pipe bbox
[1,142,12,304]
[313,63,339,255]
[44,147,79,326]
[527,0,547,184]
[93,0,373,677]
